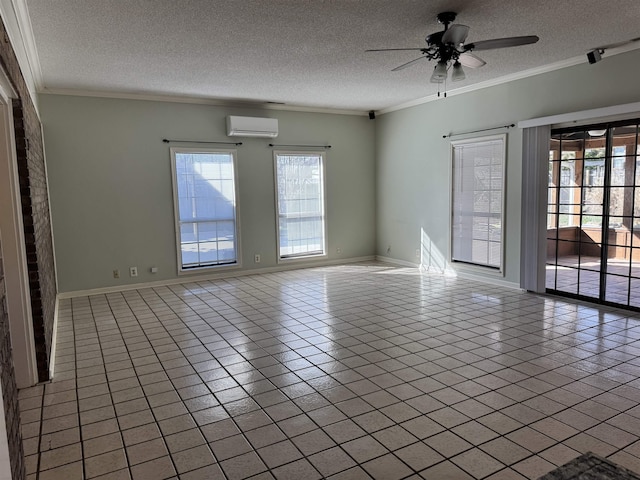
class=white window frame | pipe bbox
[170,147,242,274]
[273,150,328,263]
[450,134,506,273]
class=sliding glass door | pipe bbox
[546,119,640,308]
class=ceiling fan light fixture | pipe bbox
[451,61,465,81]
[434,61,448,76]
[431,61,448,82]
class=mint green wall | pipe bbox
[40,95,376,292]
[376,49,640,286]
[41,49,640,292]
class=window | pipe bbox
[170,148,239,271]
[274,151,326,260]
[451,135,506,270]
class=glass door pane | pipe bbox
[605,124,639,305]
[548,120,640,310]
[577,134,603,299]
[547,130,602,299]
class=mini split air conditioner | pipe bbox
[226,116,279,138]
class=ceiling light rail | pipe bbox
[268,143,331,149]
[162,138,243,146]
[443,123,515,139]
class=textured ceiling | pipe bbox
[24,0,640,112]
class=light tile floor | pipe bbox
[17,262,640,479]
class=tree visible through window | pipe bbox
[274,152,326,259]
[451,135,505,270]
[171,148,239,271]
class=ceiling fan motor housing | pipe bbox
[426,31,444,45]
[426,12,463,63]
[436,11,457,26]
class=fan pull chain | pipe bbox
[437,79,448,98]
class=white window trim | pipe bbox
[449,134,507,275]
[170,147,242,275]
[273,150,328,264]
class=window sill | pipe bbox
[277,253,327,265]
[178,262,242,276]
[451,260,504,277]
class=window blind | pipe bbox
[451,137,505,269]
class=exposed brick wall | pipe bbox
[0,21,56,383]
[0,11,57,480]
[0,236,26,480]
[12,100,55,382]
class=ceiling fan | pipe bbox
[367,11,539,84]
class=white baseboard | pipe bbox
[375,256,453,275]
[48,297,59,380]
[376,255,523,290]
[454,270,523,290]
[49,297,59,379]
[58,256,376,299]
[375,255,420,268]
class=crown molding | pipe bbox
[11,0,42,88]
[379,43,640,116]
[0,0,43,109]
[38,87,369,117]
[379,56,585,115]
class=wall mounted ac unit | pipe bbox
[226,116,279,138]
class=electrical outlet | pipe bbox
[129,266,138,277]
[254,254,261,263]
[336,248,342,254]
[150,267,158,274]
[415,249,420,258]
[113,269,120,279]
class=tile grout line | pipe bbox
[101,290,185,479]
[23,263,640,479]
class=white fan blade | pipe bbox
[442,25,470,46]
[465,35,539,51]
[459,52,486,68]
